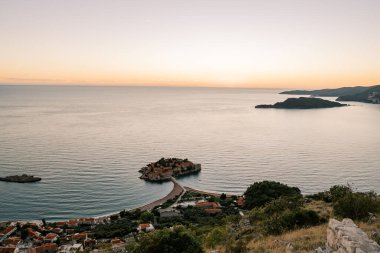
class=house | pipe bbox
[4,237,21,245]
[111,239,126,253]
[44,233,59,243]
[157,208,182,218]
[0,246,16,253]
[54,222,66,228]
[84,238,97,249]
[1,226,17,240]
[67,220,78,228]
[137,224,154,233]
[58,244,83,253]
[27,243,58,253]
[195,201,220,209]
[78,218,95,226]
[71,233,87,242]
[236,196,245,207]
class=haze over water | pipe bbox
[0,85,379,221]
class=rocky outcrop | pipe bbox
[326,218,380,253]
[0,174,41,183]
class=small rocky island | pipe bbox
[139,158,201,182]
[0,174,41,183]
[255,97,348,109]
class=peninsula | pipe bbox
[255,97,348,109]
[139,158,201,182]
[0,174,41,183]
[280,85,380,104]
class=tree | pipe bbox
[131,226,204,253]
[220,193,227,200]
[244,181,301,209]
[205,227,227,249]
[139,211,154,223]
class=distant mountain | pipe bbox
[280,85,380,104]
[337,85,380,103]
[280,86,370,97]
[255,97,348,109]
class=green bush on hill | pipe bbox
[130,226,204,253]
[244,181,302,209]
[248,196,321,235]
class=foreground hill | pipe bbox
[255,97,348,109]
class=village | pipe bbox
[0,190,246,253]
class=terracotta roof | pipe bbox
[195,202,219,208]
[2,226,16,235]
[55,221,66,227]
[111,238,123,245]
[45,233,58,240]
[138,224,151,230]
[0,246,16,253]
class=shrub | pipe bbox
[131,226,204,253]
[244,181,302,209]
[265,209,320,235]
[333,191,380,220]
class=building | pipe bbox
[195,201,220,209]
[137,224,155,233]
[111,239,126,253]
[58,244,83,253]
[44,233,59,243]
[0,247,16,253]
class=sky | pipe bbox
[1,0,380,88]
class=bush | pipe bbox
[139,211,154,223]
[131,226,204,253]
[244,181,302,209]
[265,209,320,235]
[248,196,321,235]
[333,191,380,220]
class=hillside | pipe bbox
[280,85,380,104]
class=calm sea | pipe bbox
[0,85,379,221]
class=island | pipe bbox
[0,174,41,183]
[280,84,380,104]
[255,97,348,109]
[139,158,201,182]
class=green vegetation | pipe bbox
[139,211,154,223]
[93,219,137,239]
[307,184,380,220]
[130,226,204,253]
[248,196,321,235]
[255,97,347,109]
[244,181,302,209]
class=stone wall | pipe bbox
[326,218,380,253]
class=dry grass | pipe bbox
[205,200,380,253]
[247,224,327,253]
[304,200,333,221]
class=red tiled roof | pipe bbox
[111,238,123,245]
[0,246,16,253]
[2,226,16,235]
[195,202,219,208]
[45,233,58,240]
[138,224,151,230]
[55,221,66,227]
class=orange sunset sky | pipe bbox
[1,0,380,88]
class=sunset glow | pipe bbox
[1,0,380,88]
